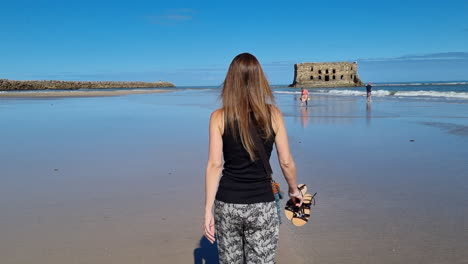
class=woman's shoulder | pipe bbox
[268,105,283,133]
[268,105,282,118]
[210,108,224,121]
[210,108,224,134]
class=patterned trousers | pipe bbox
[214,200,280,264]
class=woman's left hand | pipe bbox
[203,212,216,244]
[288,188,303,207]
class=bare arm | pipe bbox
[272,107,302,203]
[203,109,223,243]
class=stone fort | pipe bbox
[289,62,364,88]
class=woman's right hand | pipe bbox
[203,211,216,244]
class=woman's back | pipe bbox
[216,116,275,204]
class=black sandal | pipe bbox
[284,199,298,221]
[291,205,310,226]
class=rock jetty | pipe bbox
[0,79,175,91]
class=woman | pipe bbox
[300,88,309,106]
[203,53,302,263]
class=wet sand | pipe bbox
[0,89,173,97]
[0,90,467,263]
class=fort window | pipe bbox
[311,67,313,71]
[332,75,336,80]
[310,76,314,80]
[333,69,336,74]
[340,75,344,80]
[326,69,329,74]
[318,76,322,80]
[351,67,353,71]
[350,74,353,79]
[318,70,322,74]
[325,75,330,81]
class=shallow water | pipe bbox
[0,90,467,263]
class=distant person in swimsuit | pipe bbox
[366,82,373,102]
[300,88,309,106]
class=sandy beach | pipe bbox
[0,89,174,98]
[1,89,467,263]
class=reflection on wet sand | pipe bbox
[366,101,372,126]
[300,106,309,128]
[289,95,360,125]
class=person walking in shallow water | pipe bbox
[203,53,303,263]
[366,82,373,102]
[300,87,309,106]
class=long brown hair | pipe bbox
[221,53,275,161]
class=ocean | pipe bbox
[2,82,468,102]
[271,83,468,101]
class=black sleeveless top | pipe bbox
[215,119,275,204]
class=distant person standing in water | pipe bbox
[300,88,309,106]
[366,82,373,102]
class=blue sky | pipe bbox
[1,0,467,85]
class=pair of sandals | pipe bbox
[284,184,317,226]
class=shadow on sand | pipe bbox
[193,236,219,264]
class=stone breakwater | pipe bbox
[0,79,175,91]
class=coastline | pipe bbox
[0,89,174,97]
[0,79,175,91]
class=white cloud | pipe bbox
[147,9,196,25]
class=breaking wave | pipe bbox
[274,90,468,99]
[325,90,468,99]
[379,82,468,86]
[274,91,301,95]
